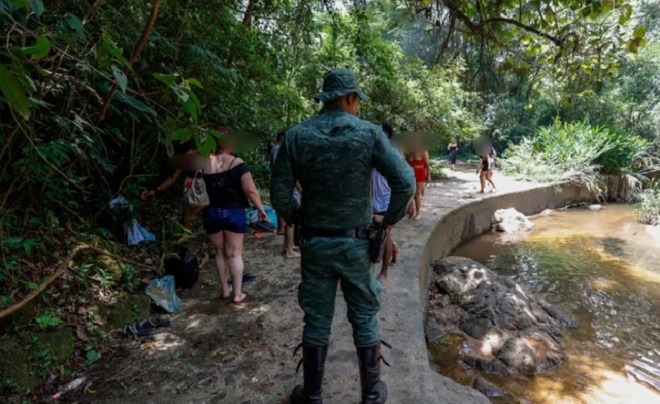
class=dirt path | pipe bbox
[81,162,535,403]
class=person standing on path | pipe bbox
[372,123,400,285]
[477,154,496,193]
[405,137,430,221]
[272,131,301,258]
[447,137,458,170]
[271,68,415,404]
[488,145,497,180]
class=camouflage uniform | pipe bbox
[271,68,415,404]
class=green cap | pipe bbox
[314,68,370,102]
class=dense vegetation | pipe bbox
[1,0,659,397]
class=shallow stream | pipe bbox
[430,205,660,403]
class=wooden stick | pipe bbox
[0,244,157,320]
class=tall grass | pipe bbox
[637,180,660,225]
[502,120,649,196]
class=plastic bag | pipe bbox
[145,275,180,313]
[246,204,278,225]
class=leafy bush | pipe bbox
[637,181,660,225]
[428,159,445,180]
[502,120,649,195]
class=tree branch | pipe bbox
[97,0,162,123]
[481,17,562,46]
[0,244,157,321]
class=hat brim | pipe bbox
[314,88,370,102]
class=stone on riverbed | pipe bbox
[426,257,575,375]
[492,208,533,233]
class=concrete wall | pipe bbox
[419,183,593,304]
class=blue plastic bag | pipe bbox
[246,204,278,225]
[145,275,180,313]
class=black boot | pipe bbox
[291,344,328,404]
[357,343,388,404]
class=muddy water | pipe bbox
[431,205,660,403]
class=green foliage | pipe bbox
[502,120,649,195]
[35,310,62,329]
[428,159,445,179]
[85,350,101,364]
[637,181,660,226]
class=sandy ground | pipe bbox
[76,162,534,404]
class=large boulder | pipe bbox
[492,208,533,233]
[427,257,574,375]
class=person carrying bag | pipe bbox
[183,171,210,213]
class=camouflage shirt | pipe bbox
[271,105,415,229]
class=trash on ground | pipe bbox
[163,248,199,290]
[52,376,86,400]
[109,196,156,246]
[145,275,181,313]
[116,317,171,337]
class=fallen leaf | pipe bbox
[140,343,156,350]
[176,380,186,391]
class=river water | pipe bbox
[431,205,660,403]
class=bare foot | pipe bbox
[221,285,233,299]
[232,293,247,304]
[392,244,400,264]
[377,273,387,285]
[285,249,301,259]
[414,215,421,221]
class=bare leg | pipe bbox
[224,230,246,303]
[414,182,424,220]
[177,209,194,243]
[487,171,496,191]
[283,223,300,258]
[480,172,486,193]
[209,231,231,298]
[277,217,285,235]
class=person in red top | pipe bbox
[405,137,430,221]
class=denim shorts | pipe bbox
[203,207,247,234]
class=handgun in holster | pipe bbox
[368,222,387,264]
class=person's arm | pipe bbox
[271,136,299,224]
[141,170,182,200]
[476,158,483,174]
[423,151,431,182]
[372,130,415,227]
[447,143,451,151]
[240,171,268,220]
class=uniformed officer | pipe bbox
[271,68,415,404]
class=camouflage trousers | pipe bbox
[299,237,383,347]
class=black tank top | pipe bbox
[203,159,250,208]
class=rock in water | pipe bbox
[588,204,602,211]
[492,208,533,233]
[427,257,574,375]
[472,377,505,397]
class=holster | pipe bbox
[368,223,387,264]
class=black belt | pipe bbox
[302,225,371,240]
